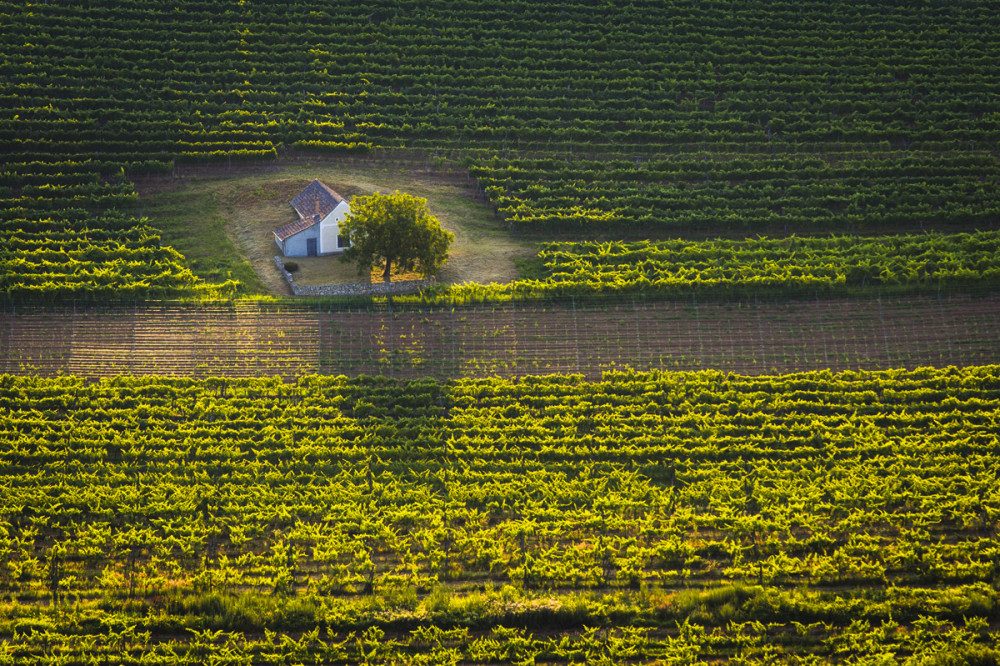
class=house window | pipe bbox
[337,235,350,248]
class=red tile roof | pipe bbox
[273,217,316,241]
[290,179,344,222]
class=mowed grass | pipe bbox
[140,162,536,296]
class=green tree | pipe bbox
[341,191,454,282]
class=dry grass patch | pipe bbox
[288,255,369,287]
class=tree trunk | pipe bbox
[382,257,392,283]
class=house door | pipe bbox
[306,238,317,256]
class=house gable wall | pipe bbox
[319,200,351,254]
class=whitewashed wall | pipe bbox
[319,200,351,254]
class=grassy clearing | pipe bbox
[286,254,367,287]
[141,162,536,297]
[139,188,268,294]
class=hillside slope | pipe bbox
[1,1,999,298]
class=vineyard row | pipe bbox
[0,367,997,661]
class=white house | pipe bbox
[274,180,351,257]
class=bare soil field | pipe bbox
[3,293,997,379]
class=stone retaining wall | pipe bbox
[275,257,435,297]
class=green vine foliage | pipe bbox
[0,368,998,660]
[2,1,1000,299]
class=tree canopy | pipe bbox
[340,191,454,282]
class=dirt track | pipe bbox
[2,292,997,379]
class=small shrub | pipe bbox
[662,584,757,624]
[12,618,57,634]
[283,261,299,273]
